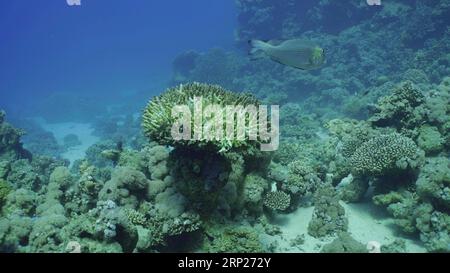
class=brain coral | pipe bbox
[350,133,422,176]
[142,82,263,154]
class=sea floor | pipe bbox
[263,202,426,253]
[36,118,99,165]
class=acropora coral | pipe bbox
[350,133,423,176]
[142,82,262,155]
[263,191,291,211]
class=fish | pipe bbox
[249,39,326,70]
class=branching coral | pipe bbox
[263,191,290,211]
[350,133,423,176]
[142,82,263,155]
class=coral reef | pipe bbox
[284,159,322,198]
[320,232,367,253]
[1,0,450,254]
[242,173,270,213]
[203,225,264,253]
[0,179,11,211]
[307,184,348,238]
[0,110,30,162]
[99,167,150,208]
[369,82,425,130]
[416,157,450,210]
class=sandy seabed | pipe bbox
[262,202,426,253]
[36,118,99,165]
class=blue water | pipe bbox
[0,0,236,116]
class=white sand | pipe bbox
[35,118,99,165]
[262,202,426,253]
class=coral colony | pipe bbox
[167,90,279,152]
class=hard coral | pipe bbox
[369,81,424,129]
[350,133,423,176]
[263,191,291,211]
[285,160,322,197]
[142,82,262,154]
[308,184,348,238]
[0,110,30,162]
[0,179,11,210]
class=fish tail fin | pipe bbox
[249,39,268,60]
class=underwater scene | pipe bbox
[0,0,449,254]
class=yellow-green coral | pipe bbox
[142,82,262,154]
[124,208,147,226]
